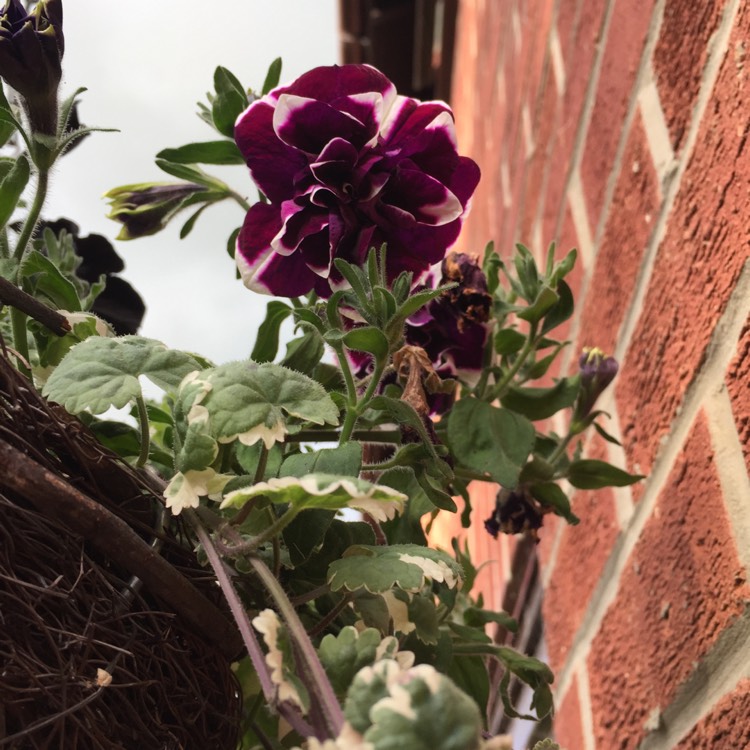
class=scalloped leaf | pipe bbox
[201,361,339,447]
[221,473,406,522]
[328,544,463,594]
[43,336,203,414]
[364,664,483,750]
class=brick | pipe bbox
[558,0,608,157]
[726,320,750,472]
[674,679,750,749]
[543,437,619,671]
[587,414,750,750]
[616,9,750,479]
[576,112,660,357]
[581,0,656,229]
[553,673,587,750]
[653,0,725,151]
[518,75,557,241]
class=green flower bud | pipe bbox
[104,182,206,240]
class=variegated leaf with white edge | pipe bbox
[221,474,406,521]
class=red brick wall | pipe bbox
[444,0,750,747]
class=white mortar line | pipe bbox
[551,0,617,243]
[554,262,750,700]
[595,0,665,244]
[638,608,750,750]
[522,103,535,159]
[637,62,677,186]
[576,663,597,750]
[704,369,750,575]
[567,167,594,268]
[512,6,523,56]
[500,159,512,209]
[614,0,742,365]
[550,25,566,95]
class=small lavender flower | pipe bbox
[233,64,480,298]
[0,0,63,135]
[104,182,206,240]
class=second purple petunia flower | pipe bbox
[234,64,480,298]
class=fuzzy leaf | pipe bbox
[201,361,339,446]
[43,336,203,414]
[328,544,462,594]
[222,473,405,521]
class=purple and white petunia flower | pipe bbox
[234,64,480,297]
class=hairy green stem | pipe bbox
[547,432,574,466]
[13,169,48,265]
[9,169,49,377]
[135,395,151,468]
[248,554,344,737]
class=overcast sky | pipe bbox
[44,2,339,363]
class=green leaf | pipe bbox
[447,655,490,720]
[593,419,622,446]
[280,331,325,374]
[462,607,518,633]
[154,158,227,189]
[20,250,81,311]
[221,473,406,522]
[262,57,283,95]
[529,482,579,524]
[369,395,439,459]
[447,398,534,488]
[567,459,644,489]
[200,362,339,444]
[497,646,555,720]
[157,140,244,165]
[500,376,580,421]
[328,544,462,594]
[517,285,559,324]
[362,663,484,750]
[343,325,389,359]
[0,152,29,230]
[283,508,335,566]
[318,626,390,698]
[212,66,248,137]
[226,226,240,260]
[251,300,292,363]
[178,202,211,239]
[494,328,526,355]
[0,85,17,147]
[280,443,362,478]
[541,279,574,334]
[43,336,203,414]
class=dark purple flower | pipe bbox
[484,487,543,540]
[406,252,491,381]
[0,0,63,135]
[104,182,207,240]
[573,347,619,422]
[234,64,480,297]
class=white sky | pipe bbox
[44,1,339,363]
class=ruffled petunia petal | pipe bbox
[235,99,308,203]
[273,95,369,153]
[276,64,396,107]
[236,203,318,296]
[381,168,463,226]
